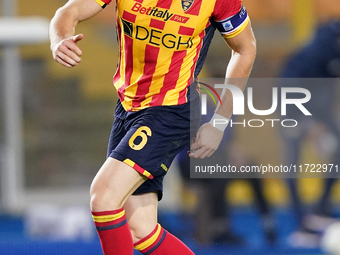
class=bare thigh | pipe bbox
[90,157,148,212]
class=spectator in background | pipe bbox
[279,20,340,247]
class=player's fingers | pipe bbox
[190,141,200,152]
[196,146,210,159]
[56,51,78,67]
[189,146,206,158]
[72,33,84,43]
[60,42,82,62]
[200,148,214,159]
[191,129,204,149]
[56,55,73,68]
[188,150,198,158]
[190,143,217,158]
[188,149,197,157]
[65,39,83,57]
[206,148,215,158]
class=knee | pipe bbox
[89,182,103,211]
[89,180,124,211]
[89,190,103,212]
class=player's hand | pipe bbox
[189,123,224,159]
[51,34,83,68]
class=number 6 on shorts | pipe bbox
[129,126,152,150]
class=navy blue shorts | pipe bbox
[107,98,200,200]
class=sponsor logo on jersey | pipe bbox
[122,18,194,50]
[131,0,192,24]
[181,0,194,12]
[131,2,190,23]
[131,2,174,21]
[170,15,190,24]
[122,19,133,37]
[222,20,233,31]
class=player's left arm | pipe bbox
[216,22,257,117]
[190,21,256,159]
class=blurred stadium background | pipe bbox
[1,0,340,254]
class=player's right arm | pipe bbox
[50,0,104,68]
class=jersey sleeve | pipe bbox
[93,0,111,9]
[212,0,250,39]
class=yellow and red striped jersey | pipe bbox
[94,0,249,111]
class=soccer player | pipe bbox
[49,0,256,254]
